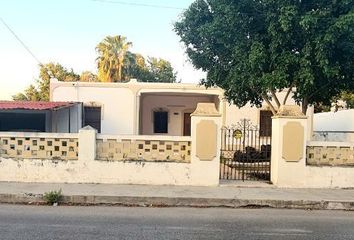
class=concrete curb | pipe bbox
[0,193,353,210]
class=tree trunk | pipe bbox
[271,91,281,108]
[262,94,277,115]
[283,87,293,105]
[117,65,122,82]
[302,97,309,115]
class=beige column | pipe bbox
[78,126,97,162]
[271,105,308,187]
[190,103,222,186]
[135,93,141,135]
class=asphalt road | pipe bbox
[0,205,353,240]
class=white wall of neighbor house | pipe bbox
[52,85,135,134]
[140,94,218,135]
[313,109,354,131]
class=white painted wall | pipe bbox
[140,94,215,135]
[52,86,135,134]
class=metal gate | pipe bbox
[220,119,271,181]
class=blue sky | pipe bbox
[0,0,204,100]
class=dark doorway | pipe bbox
[183,113,192,136]
[84,107,101,133]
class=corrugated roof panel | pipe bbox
[0,101,76,110]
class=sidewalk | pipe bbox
[0,181,353,210]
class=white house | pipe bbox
[50,79,305,136]
[313,109,354,142]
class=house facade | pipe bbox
[50,79,302,136]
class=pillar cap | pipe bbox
[79,125,98,132]
[273,105,307,119]
[191,103,221,117]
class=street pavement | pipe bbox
[0,205,353,240]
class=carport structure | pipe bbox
[0,101,82,133]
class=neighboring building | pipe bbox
[0,101,82,133]
[313,109,354,142]
[50,79,302,136]
[313,109,354,132]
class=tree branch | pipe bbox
[271,90,281,109]
[283,83,294,105]
[262,93,277,115]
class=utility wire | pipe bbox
[0,16,42,65]
[91,0,185,10]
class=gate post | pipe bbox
[190,103,222,186]
[271,105,308,187]
[78,125,97,162]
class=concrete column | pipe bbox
[78,126,97,162]
[271,105,308,187]
[190,103,222,186]
[135,93,141,135]
[306,106,314,140]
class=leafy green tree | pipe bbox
[96,35,132,82]
[122,52,148,81]
[339,91,354,109]
[12,85,40,101]
[175,0,354,114]
[122,53,177,83]
[144,57,177,83]
[13,63,80,101]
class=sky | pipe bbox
[0,0,205,100]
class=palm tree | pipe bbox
[96,35,132,82]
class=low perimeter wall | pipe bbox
[0,103,222,186]
[271,109,354,188]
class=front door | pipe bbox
[183,113,192,136]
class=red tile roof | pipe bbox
[0,101,76,110]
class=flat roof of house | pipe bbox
[0,101,77,111]
[50,79,224,97]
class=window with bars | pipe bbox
[153,111,168,134]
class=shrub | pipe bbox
[43,189,63,205]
